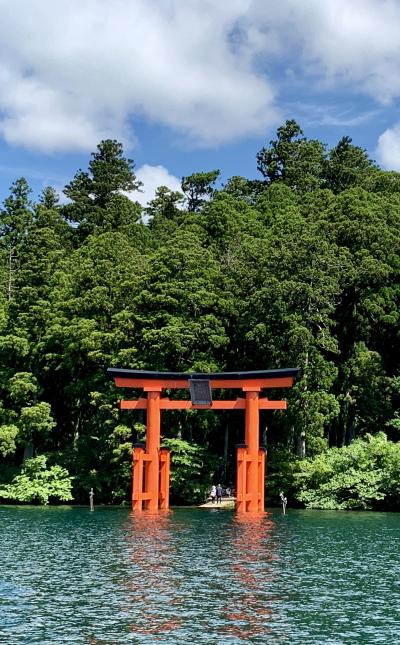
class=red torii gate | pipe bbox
[107,368,299,513]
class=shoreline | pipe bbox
[1,502,399,513]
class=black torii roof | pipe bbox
[107,368,300,381]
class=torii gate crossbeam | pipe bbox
[107,368,299,513]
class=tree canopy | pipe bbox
[0,127,399,507]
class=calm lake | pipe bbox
[0,506,399,644]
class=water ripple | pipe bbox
[0,506,399,643]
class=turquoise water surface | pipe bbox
[0,506,399,644]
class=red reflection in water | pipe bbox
[123,510,182,638]
[219,512,287,642]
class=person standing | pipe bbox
[216,483,223,504]
[210,485,216,503]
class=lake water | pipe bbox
[0,506,399,644]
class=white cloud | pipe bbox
[1,1,400,153]
[0,0,279,152]
[249,0,400,104]
[376,125,400,170]
[133,164,181,207]
[294,104,379,128]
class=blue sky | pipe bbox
[1,0,400,206]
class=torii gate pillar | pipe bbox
[145,390,160,510]
[236,389,265,513]
[132,387,171,511]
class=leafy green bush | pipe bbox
[0,425,19,457]
[295,433,400,510]
[0,455,73,504]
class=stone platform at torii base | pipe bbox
[199,497,236,509]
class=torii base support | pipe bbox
[236,446,266,513]
[132,445,170,511]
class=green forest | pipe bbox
[0,120,399,510]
